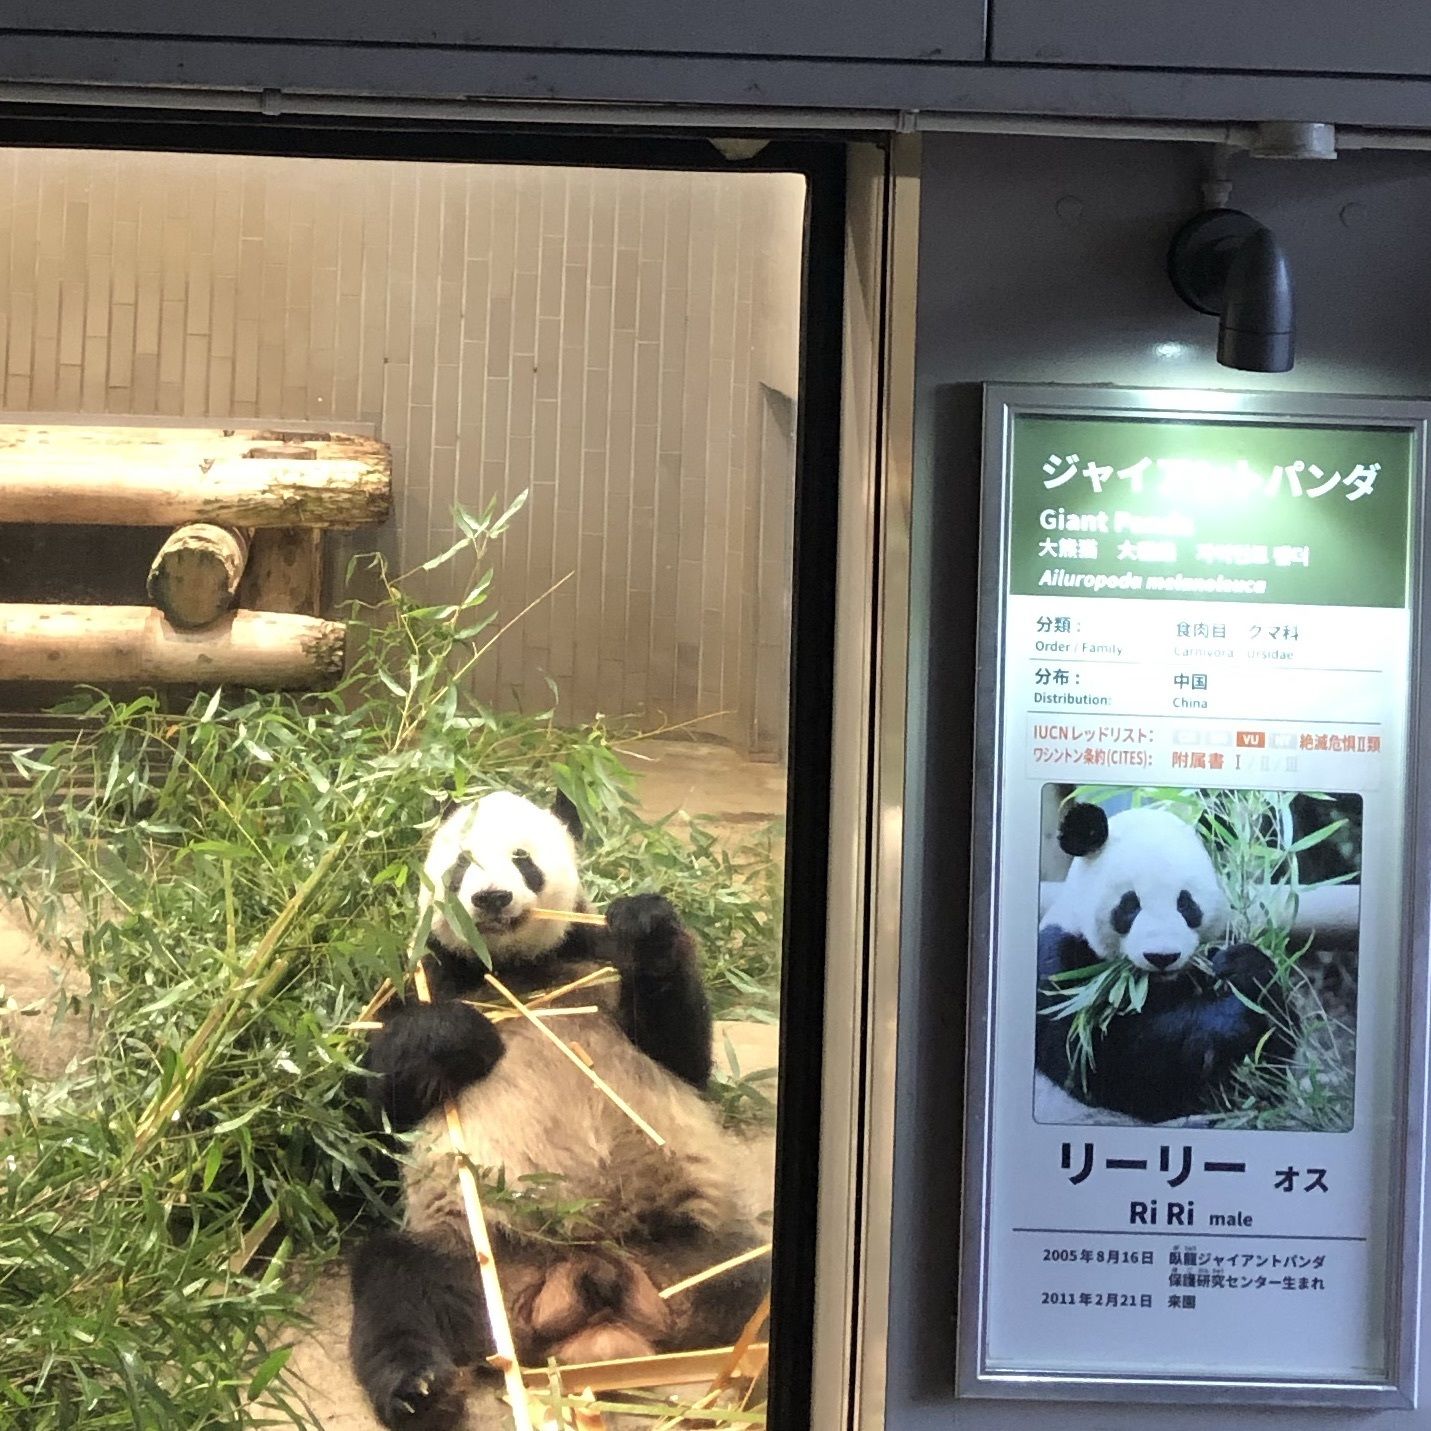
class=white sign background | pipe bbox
[985,595,1406,1382]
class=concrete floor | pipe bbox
[617,736,787,832]
[0,736,786,1430]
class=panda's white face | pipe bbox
[420,791,583,962]
[1051,806,1227,974]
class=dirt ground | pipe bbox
[0,735,786,1431]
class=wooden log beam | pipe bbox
[0,422,380,470]
[0,455,390,528]
[0,604,346,689]
[146,523,251,630]
[238,529,324,616]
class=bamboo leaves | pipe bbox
[0,495,784,1426]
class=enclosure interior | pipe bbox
[0,142,809,1429]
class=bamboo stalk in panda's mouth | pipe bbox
[528,906,607,927]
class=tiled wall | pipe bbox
[0,148,802,754]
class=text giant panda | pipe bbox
[1035,801,1293,1124]
[349,789,769,1429]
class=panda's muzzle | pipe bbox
[472,887,533,935]
[1144,952,1179,972]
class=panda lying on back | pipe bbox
[1035,802,1294,1124]
[349,788,768,1430]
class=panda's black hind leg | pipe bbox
[640,1226,771,1352]
[349,1230,492,1430]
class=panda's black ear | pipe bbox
[1059,802,1109,857]
[438,778,460,822]
[552,789,584,844]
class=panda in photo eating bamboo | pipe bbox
[1034,801,1294,1125]
[349,787,769,1430]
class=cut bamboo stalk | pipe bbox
[737,1347,768,1410]
[224,1204,282,1279]
[0,604,345,688]
[484,974,666,1147]
[523,1344,769,1395]
[652,1387,724,1431]
[525,967,620,1006]
[708,1295,772,1397]
[658,1244,772,1300]
[146,523,251,630]
[571,1389,606,1430]
[413,962,535,1431]
[529,907,606,928]
[347,1006,600,1033]
[0,454,390,528]
[546,1395,762,1428]
[355,979,396,1025]
[485,1005,598,1022]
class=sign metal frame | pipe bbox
[957,382,1431,1408]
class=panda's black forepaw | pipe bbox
[607,893,690,982]
[1210,941,1278,996]
[607,893,683,946]
[370,1359,464,1430]
[366,1001,505,1130]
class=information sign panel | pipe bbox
[958,386,1431,1407]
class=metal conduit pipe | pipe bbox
[9,80,1431,153]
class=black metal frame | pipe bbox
[0,106,848,1431]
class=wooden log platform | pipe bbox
[146,523,251,630]
[0,424,390,529]
[0,604,346,689]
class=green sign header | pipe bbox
[1009,414,1414,607]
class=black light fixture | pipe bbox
[1167,209,1295,373]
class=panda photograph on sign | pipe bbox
[1033,784,1361,1131]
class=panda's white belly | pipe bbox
[402,1014,751,1251]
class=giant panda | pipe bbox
[1034,801,1294,1124]
[348,787,769,1430]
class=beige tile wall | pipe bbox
[0,148,802,755]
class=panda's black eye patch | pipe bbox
[512,852,545,894]
[1110,890,1140,936]
[1177,889,1203,929]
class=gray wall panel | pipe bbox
[894,131,1431,1429]
[14,39,1431,130]
[0,0,984,62]
[992,0,1431,76]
